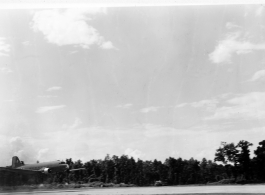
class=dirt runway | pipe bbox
[1,185,265,195]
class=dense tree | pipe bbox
[237,140,253,179]
[215,141,239,179]
[214,142,239,165]
[2,139,265,187]
[253,140,265,180]
[214,140,253,181]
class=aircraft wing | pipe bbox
[69,168,86,172]
[0,167,41,175]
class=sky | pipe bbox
[0,4,265,165]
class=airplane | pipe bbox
[0,156,85,175]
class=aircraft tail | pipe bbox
[12,156,23,168]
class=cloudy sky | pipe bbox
[0,4,265,165]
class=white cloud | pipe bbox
[256,6,264,17]
[125,148,146,160]
[248,69,265,82]
[117,103,133,109]
[36,105,66,113]
[132,123,223,161]
[47,86,62,92]
[190,99,218,109]
[142,124,178,138]
[73,7,107,15]
[42,126,134,161]
[207,92,265,121]
[194,150,217,161]
[209,32,265,64]
[4,99,14,102]
[62,117,82,129]
[37,148,49,161]
[4,137,43,164]
[22,41,30,46]
[32,8,114,49]
[0,37,10,57]
[176,93,265,131]
[100,41,115,50]
[226,22,241,29]
[10,137,24,152]
[0,67,13,74]
[38,95,58,98]
[140,106,159,113]
[176,103,187,108]
[69,118,82,128]
[177,99,218,112]
[70,50,78,54]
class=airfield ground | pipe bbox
[1,184,265,194]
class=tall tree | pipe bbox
[214,142,239,179]
[237,140,253,180]
[254,140,265,181]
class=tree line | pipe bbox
[1,139,265,186]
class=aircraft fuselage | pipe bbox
[0,156,84,175]
[16,161,69,173]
